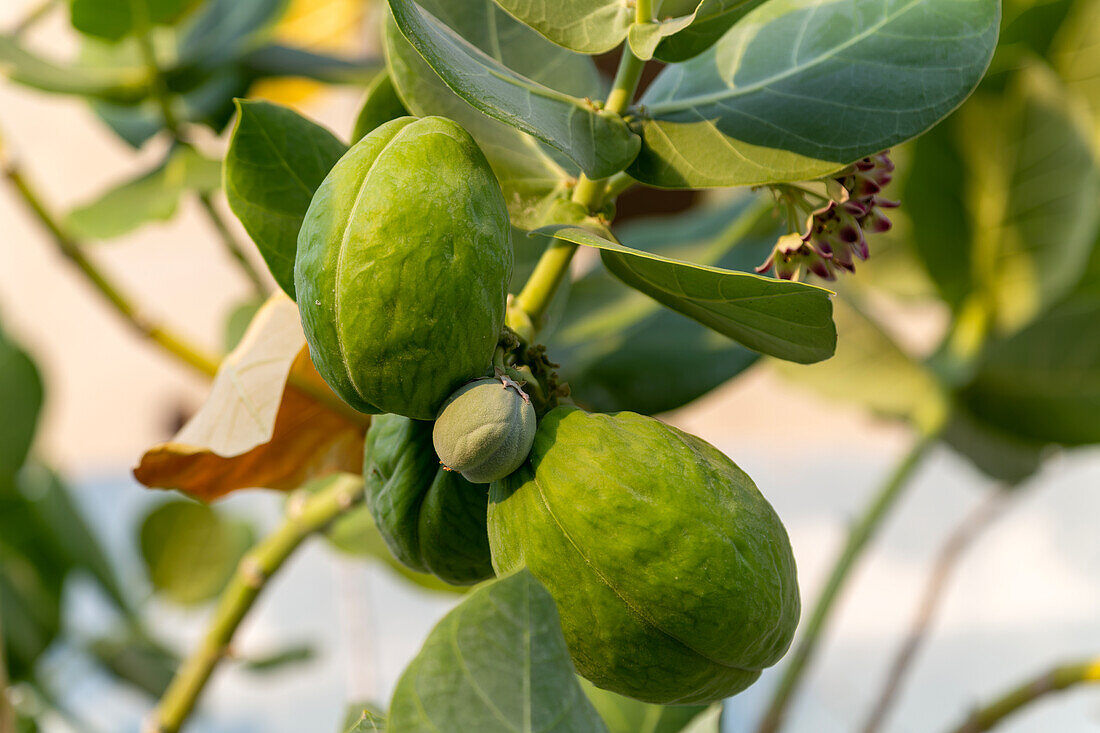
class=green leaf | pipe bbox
[351,71,410,144]
[389,570,609,733]
[629,0,1001,188]
[629,0,767,62]
[175,0,286,70]
[957,62,1099,332]
[383,1,589,228]
[958,291,1100,447]
[772,297,948,431]
[940,403,1045,484]
[1052,0,1100,149]
[0,34,148,103]
[240,45,382,86]
[139,499,255,606]
[70,0,198,41]
[225,100,348,299]
[582,678,710,733]
[241,643,315,672]
[490,0,633,54]
[539,223,837,363]
[65,145,221,240]
[223,299,266,352]
[0,324,43,482]
[386,0,640,179]
[89,632,179,698]
[342,705,387,732]
[548,196,773,413]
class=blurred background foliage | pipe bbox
[0,0,1099,730]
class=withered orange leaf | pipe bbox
[134,293,366,501]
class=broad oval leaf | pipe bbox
[383,0,593,228]
[0,34,149,103]
[70,0,198,41]
[548,196,775,413]
[954,63,1100,332]
[65,145,221,240]
[538,224,837,363]
[1053,0,1100,151]
[139,499,254,605]
[958,291,1100,447]
[629,0,767,62]
[225,100,348,299]
[389,570,609,733]
[0,322,43,482]
[386,0,640,179]
[351,71,410,143]
[629,0,1001,188]
[491,0,633,54]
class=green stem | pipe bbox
[149,475,366,733]
[1,142,222,378]
[946,658,1100,733]
[755,430,941,733]
[513,45,646,332]
[12,0,58,37]
[196,193,269,298]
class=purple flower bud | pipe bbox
[862,208,892,233]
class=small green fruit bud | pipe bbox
[433,376,537,484]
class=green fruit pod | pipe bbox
[295,116,512,420]
[364,413,494,585]
[488,406,800,704]
[432,377,537,484]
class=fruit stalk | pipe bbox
[147,474,365,733]
[756,429,941,733]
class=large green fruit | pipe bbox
[365,413,494,585]
[488,407,800,704]
[295,116,512,420]
[433,377,537,484]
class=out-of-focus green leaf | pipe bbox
[139,500,255,606]
[1052,0,1100,150]
[225,100,347,299]
[955,62,1100,333]
[383,0,597,228]
[0,35,148,103]
[958,291,1100,446]
[351,72,409,143]
[0,324,43,482]
[549,196,772,414]
[223,299,266,352]
[629,0,1000,188]
[582,678,710,733]
[490,0,632,54]
[940,402,1046,484]
[241,642,315,672]
[386,0,640,179]
[69,0,199,41]
[89,632,179,698]
[175,0,287,70]
[539,222,837,364]
[341,703,386,732]
[65,145,221,240]
[772,298,949,433]
[240,45,381,86]
[388,570,609,732]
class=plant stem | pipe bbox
[861,488,1013,733]
[196,193,269,298]
[1,145,222,378]
[755,431,940,733]
[513,45,646,332]
[12,0,58,37]
[945,657,1100,733]
[147,474,365,733]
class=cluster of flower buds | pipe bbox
[757,152,898,281]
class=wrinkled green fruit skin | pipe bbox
[488,407,800,704]
[295,116,512,420]
[365,413,494,586]
[433,378,537,484]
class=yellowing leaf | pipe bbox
[134,293,366,501]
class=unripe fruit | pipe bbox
[488,406,800,704]
[295,116,512,420]
[433,377,537,484]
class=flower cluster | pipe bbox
[757,152,897,281]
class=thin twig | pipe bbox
[1,137,222,378]
[861,488,1014,733]
[196,193,269,298]
[755,430,941,733]
[147,474,366,733]
[946,657,1100,733]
